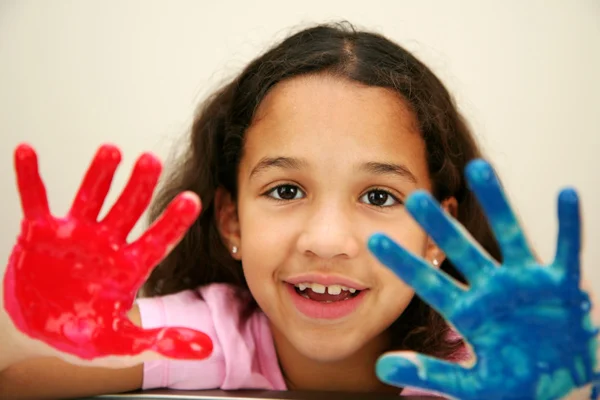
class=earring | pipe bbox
[232,246,238,255]
[432,259,440,267]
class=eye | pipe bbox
[266,184,305,201]
[360,189,401,208]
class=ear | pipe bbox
[214,186,242,260]
[423,196,458,269]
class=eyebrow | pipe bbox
[249,156,417,183]
[358,161,418,183]
[249,156,308,179]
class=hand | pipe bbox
[3,144,213,361]
[369,160,599,400]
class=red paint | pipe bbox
[285,283,367,320]
[3,144,213,360]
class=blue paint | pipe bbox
[369,159,600,400]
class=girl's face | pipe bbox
[221,74,447,363]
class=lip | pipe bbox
[285,283,367,320]
[284,274,368,290]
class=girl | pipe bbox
[1,22,598,400]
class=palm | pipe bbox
[4,144,213,360]
[369,160,599,400]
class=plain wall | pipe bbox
[1,1,598,295]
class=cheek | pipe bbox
[238,196,304,261]
[377,213,429,254]
[375,264,417,324]
[239,211,297,265]
[237,209,297,299]
[369,215,426,316]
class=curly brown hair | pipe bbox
[143,22,500,360]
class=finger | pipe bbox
[101,153,162,239]
[368,233,465,318]
[69,145,121,221]
[118,319,213,359]
[465,159,535,267]
[553,188,581,285]
[14,144,50,219]
[377,351,471,399]
[125,192,201,282]
[153,327,213,359]
[406,190,496,285]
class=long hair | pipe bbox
[143,22,500,359]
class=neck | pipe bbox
[271,325,399,393]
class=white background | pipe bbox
[0,1,598,295]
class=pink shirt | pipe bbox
[137,283,464,397]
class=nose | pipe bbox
[296,201,361,259]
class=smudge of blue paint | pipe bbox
[369,159,599,400]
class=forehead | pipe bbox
[242,74,428,180]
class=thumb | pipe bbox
[153,327,213,360]
[376,351,469,399]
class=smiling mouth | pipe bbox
[292,282,361,302]
[285,282,367,320]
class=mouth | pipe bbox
[293,282,361,302]
[284,281,367,320]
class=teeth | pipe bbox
[327,285,342,295]
[311,283,326,294]
[294,282,360,294]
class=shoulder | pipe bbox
[136,283,244,329]
[135,283,285,391]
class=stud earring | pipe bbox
[232,246,238,255]
[432,259,440,267]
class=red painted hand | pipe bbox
[3,144,213,360]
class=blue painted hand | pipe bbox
[369,159,599,400]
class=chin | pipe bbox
[287,329,370,363]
